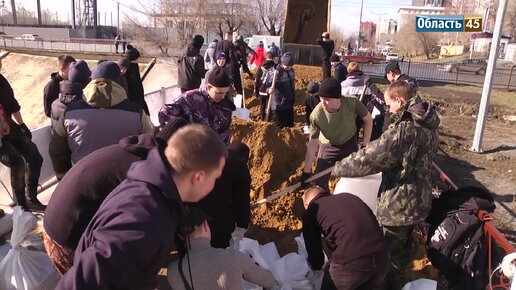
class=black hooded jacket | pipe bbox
[177,44,206,90]
[50,80,84,124]
[125,62,149,115]
[195,143,251,248]
[43,72,64,117]
[44,133,159,249]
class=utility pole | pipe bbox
[470,0,509,152]
[10,0,16,25]
[371,11,387,48]
[117,1,120,34]
[358,0,364,48]
[36,0,42,25]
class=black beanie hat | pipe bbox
[281,52,294,66]
[125,44,141,61]
[329,54,340,62]
[318,77,341,99]
[191,35,204,50]
[207,67,231,87]
[307,81,320,93]
[68,60,91,86]
[228,141,250,163]
[155,116,189,144]
[91,61,121,84]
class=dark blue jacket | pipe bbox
[44,133,157,250]
[57,148,186,290]
[269,66,295,111]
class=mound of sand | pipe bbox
[1,52,98,129]
[231,118,307,231]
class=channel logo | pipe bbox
[416,15,482,32]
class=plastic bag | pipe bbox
[402,278,437,290]
[0,207,60,290]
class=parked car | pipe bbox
[445,58,487,75]
[14,34,41,41]
[386,52,399,62]
[341,52,384,64]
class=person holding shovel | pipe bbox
[332,80,440,289]
[266,52,296,128]
[301,77,372,190]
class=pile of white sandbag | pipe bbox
[232,235,326,290]
[0,207,59,290]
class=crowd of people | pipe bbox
[0,29,441,290]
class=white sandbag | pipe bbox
[0,243,11,263]
[402,278,437,290]
[234,94,243,108]
[274,253,313,290]
[333,173,382,212]
[295,235,328,264]
[295,236,308,259]
[233,238,270,270]
[0,213,13,237]
[232,108,251,121]
[0,207,60,290]
[260,242,280,275]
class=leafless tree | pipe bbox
[395,16,439,59]
[256,0,286,36]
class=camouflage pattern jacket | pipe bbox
[333,96,440,226]
[158,88,236,143]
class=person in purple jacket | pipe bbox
[56,124,228,290]
[159,67,235,143]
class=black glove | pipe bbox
[19,123,32,139]
[299,172,311,187]
[364,76,373,87]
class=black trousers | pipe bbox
[259,94,269,121]
[0,134,43,206]
[314,137,358,190]
[322,58,331,79]
[273,108,294,128]
[232,62,243,95]
[321,251,390,290]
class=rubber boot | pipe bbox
[26,182,46,212]
[11,167,29,211]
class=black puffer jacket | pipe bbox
[43,72,63,118]
[177,44,206,91]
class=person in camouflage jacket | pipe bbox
[158,67,235,144]
[332,80,440,289]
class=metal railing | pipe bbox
[0,37,116,54]
[359,60,516,90]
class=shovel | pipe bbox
[265,70,278,122]
[232,66,251,121]
[251,166,335,208]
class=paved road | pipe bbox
[360,62,516,89]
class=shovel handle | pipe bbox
[265,70,278,121]
[251,165,335,208]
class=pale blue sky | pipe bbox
[14,0,411,33]
[332,0,412,34]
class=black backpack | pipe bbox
[425,186,495,290]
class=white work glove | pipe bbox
[231,226,247,242]
[303,125,311,135]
